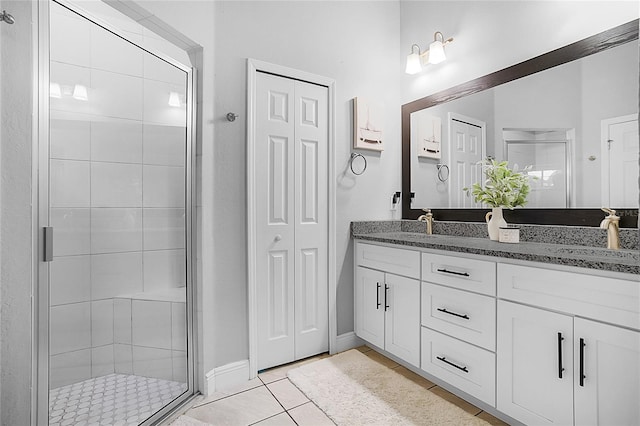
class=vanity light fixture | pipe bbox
[168,91,181,107]
[405,31,453,74]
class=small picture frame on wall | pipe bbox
[353,97,384,151]
[416,113,441,159]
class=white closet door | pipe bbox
[255,72,329,370]
[256,73,296,370]
[294,81,329,360]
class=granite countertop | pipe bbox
[352,221,640,276]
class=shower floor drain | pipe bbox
[49,373,186,426]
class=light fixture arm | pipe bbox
[433,31,454,46]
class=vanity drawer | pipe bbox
[498,263,640,331]
[355,242,420,279]
[422,283,496,351]
[421,327,496,407]
[422,253,496,296]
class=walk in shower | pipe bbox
[40,1,194,424]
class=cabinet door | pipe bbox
[385,273,420,367]
[574,318,640,426]
[355,267,384,348]
[497,301,573,425]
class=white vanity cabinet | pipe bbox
[497,263,640,426]
[420,253,497,406]
[353,236,639,426]
[354,243,421,367]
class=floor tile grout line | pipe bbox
[245,407,291,426]
[261,380,297,424]
[285,379,337,425]
[190,382,265,408]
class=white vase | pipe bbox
[485,207,507,241]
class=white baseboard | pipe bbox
[334,331,364,354]
[204,359,250,396]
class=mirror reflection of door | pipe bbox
[448,113,486,208]
[601,115,639,208]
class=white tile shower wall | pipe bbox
[143,249,186,291]
[114,299,187,382]
[143,208,185,250]
[50,349,92,389]
[50,118,91,160]
[91,120,143,163]
[50,208,91,256]
[50,256,91,306]
[90,208,143,254]
[48,0,188,386]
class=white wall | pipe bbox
[213,0,402,366]
[0,1,34,424]
[401,1,639,103]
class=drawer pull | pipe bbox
[579,338,586,387]
[437,268,470,277]
[558,332,565,379]
[437,308,470,320]
[376,283,381,309]
[436,356,469,373]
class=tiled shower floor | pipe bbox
[49,373,187,426]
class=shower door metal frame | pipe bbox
[33,1,198,424]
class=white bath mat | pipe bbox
[288,349,489,426]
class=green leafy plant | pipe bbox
[463,159,533,209]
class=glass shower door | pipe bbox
[46,1,192,424]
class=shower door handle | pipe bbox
[43,227,53,262]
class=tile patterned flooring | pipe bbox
[49,373,187,426]
[177,346,508,426]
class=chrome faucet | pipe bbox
[600,207,620,250]
[418,209,434,235]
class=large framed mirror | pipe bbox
[402,20,639,227]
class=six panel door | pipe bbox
[255,72,329,370]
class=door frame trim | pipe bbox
[247,59,336,378]
[600,113,638,207]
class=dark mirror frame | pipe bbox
[402,19,639,228]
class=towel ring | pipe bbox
[436,163,449,182]
[350,152,367,175]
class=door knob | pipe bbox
[274,234,282,242]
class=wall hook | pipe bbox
[226,112,239,122]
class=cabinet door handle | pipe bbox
[44,226,54,262]
[436,268,470,277]
[376,282,381,310]
[437,308,470,320]
[436,356,469,373]
[384,284,389,311]
[558,332,565,379]
[579,338,586,387]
